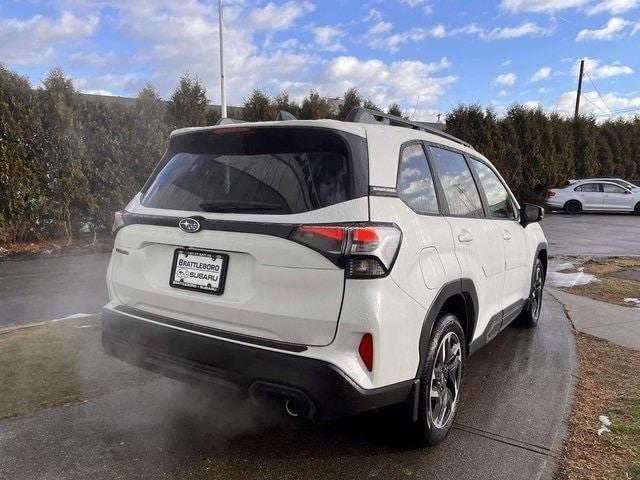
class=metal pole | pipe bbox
[218,0,227,119]
[574,59,584,121]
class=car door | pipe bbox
[574,183,603,210]
[602,182,634,211]
[427,145,506,344]
[469,158,529,320]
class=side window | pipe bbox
[470,159,516,219]
[429,146,484,218]
[575,183,600,192]
[397,143,439,214]
[603,183,625,193]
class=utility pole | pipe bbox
[218,0,227,119]
[574,59,584,120]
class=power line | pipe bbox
[583,70,614,116]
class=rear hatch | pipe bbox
[110,125,369,346]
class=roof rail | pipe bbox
[345,108,473,149]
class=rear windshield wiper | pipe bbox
[198,201,288,213]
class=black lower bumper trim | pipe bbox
[101,307,413,420]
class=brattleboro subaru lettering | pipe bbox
[178,258,221,272]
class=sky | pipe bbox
[0,0,638,121]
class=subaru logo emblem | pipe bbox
[179,218,201,233]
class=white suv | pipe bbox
[103,109,548,445]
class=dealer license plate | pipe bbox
[170,249,228,295]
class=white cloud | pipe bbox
[324,56,456,117]
[484,21,556,39]
[364,9,384,23]
[0,11,99,66]
[530,66,552,82]
[500,0,588,13]
[576,17,631,40]
[398,0,434,13]
[574,57,634,78]
[68,51,111,68]
[367,21,394,36]
[366,20,554,51]
[502,59,513,66]
[551,90,640,119]
[312,25,345,52]
[248,1,314,31]
[585,0,640,15]
[494,72,517,86]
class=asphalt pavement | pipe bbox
[0,252,110,327]
[0,294,575,480]
[541,212,640,256]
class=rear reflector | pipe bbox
[289,223,401,278]
[546,190,556,197]
[358,333,373,372]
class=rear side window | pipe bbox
[397,143,439,215]
[603,183,626,193]
[141,128,368,214]
[470,159,516,219]
[575,183,600,192]
[429,147,484,218]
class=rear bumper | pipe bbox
[101,306,414,420]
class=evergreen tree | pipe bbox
[273,91,301,118]
[363,99,382,111]
[337,88,362,120]
[0,66,42,242]
[38,68,92,242]
[299,90,332,119]
[388,103,403,117]
[165,73,209,129]
[242,89,276,122]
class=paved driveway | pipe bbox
[541,213,640,256]
[0,294,574,480]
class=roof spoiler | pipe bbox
[345,108,473,150]
[216,118,247,126]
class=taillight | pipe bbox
[546,190,556,198]
[289,223,401,278]
[358,333,373,371]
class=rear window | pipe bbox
[141,127,368,214]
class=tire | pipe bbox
[564,200,582,214]
[517,258,545,328]
[405,314,465,446]
[634,203,640,215]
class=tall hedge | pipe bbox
[0,66,639,244]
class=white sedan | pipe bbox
[546,180,640,214]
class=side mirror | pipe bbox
[520,204,544,226]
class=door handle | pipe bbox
[503,230,512,241]
[457,230,473,243]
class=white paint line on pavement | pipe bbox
[49,313,95,323]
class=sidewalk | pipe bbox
[548,287,640,351]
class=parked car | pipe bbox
[568,177,639,192]
[102,109,548,446]
[547,179,640,214]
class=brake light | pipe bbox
[546,190,556,198]
[358,333,373,371]
[289,223,401,278]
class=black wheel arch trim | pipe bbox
[416,279,478,378]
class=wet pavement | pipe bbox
[0,294,574,480]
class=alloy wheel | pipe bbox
[530,264,544,321]
[428,332,462,429]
